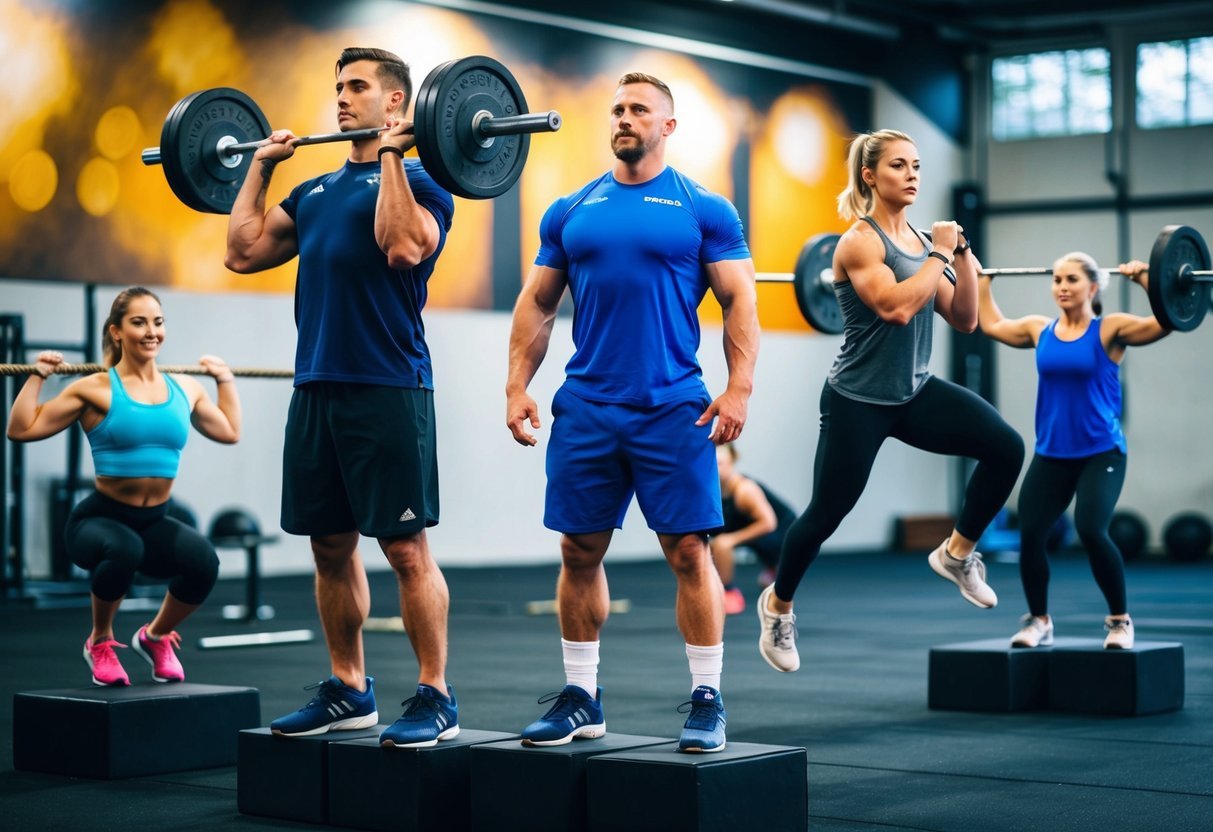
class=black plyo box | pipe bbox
[470,733,669,832]
[586,741,808,832]
[327,728,515,832]
[13,683,260,778]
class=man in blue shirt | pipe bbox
[506,72,759,752]
[225,47,459,748]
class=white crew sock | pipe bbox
[562,638,600,697]
[685,642,724,692]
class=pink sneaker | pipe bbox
[723,586,746,615]
[132,625,185,683]
[84,637,130,687]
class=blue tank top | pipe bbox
[87,368,192,478]
[1034,319,1125,457]
[534,166,750,406]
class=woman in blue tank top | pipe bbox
[7,287,242,686]
[977,253,1170,649]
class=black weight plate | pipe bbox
[414,55,531,199]
[413,58,459,164]
[794,233,844,334]
[160,87,270,214]
[1148,224,1211,332]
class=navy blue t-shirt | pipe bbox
[534,167,750,406]
[279,157,454,389]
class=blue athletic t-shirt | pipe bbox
[1034,318,1126,457]
[534,167,750,406]
[279,157,454,389]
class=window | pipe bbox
[1136,36,1213,129]
[991,49,1111,141]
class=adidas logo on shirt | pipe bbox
[308,184,325,196]
[643,196,682,206]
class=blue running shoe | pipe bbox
[270,676,378,737]
[520,685,606,746]
[380,684,460,748]
[677,685,726,753]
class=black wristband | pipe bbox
[954,235,971,256]
[927,250,951,267]
[378,145,404,159]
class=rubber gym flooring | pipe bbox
[0,550,1210,831]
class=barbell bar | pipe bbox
[0,364,293,378]
[758,224,1212,336]
[142,55,561,211]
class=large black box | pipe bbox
[928,637,1054,711]
[586,741,808,832]
[237,725,382,824]
[1048,640,1184,715]
[470,733,669,832]
[12,683,259,778]
[328,729,514,832]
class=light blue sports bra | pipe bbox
[86,368,191,478]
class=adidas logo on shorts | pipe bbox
[399,508,416,522]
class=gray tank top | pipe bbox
[827,217,935,404]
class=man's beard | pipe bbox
[613,134,646,163]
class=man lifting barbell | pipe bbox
[756,129,1027,674]
[979,252,1171,651]
[222,46,459,749]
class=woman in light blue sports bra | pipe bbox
[978,252,1170,650]
[7,286,242,686]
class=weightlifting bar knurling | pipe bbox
[0,364,293,378]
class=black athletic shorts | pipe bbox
[281,382,439,539]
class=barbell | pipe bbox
[141,55,561,212]
[0,364,292,378]
[758,224,1213,335]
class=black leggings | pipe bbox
[65,492,219,605]
[774,377,1025,601]
[1017,449,1127,616]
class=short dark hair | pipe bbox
[336,47,413,111]
[617,72,674,112]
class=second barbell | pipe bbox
[758,224,1212,336]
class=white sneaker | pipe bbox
[928,540,997,608]
[756,584,799,672]
[1010,614,1054,648]
[1104,615,1134,649]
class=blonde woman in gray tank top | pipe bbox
[756,130,1026,675]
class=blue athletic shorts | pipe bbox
[544,386,723,535]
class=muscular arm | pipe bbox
[225,135,300,273]
[701,258,759,444]
[977,273,1049,348]
[840,227,952,326]
[179,357,241,444]
[939,245,978,332]
[7,374,96,442]
[1103,260,1170,347]
[374,122,440,268]
[505,264,568,446]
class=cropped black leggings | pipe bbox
[773,377,1025,602]
[1017,449,1127,616]
[65,491,219,605]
